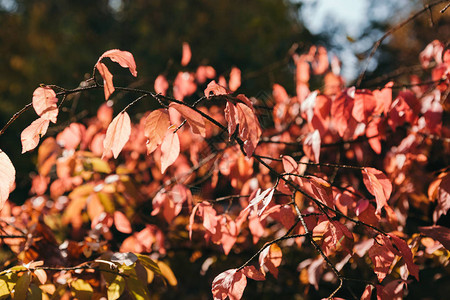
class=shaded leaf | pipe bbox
[97,62,115,100]
[241,266,265,281]
[419,225,450,251]
[236,102,262,157]
[388,233,419,281]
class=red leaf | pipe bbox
[362,167,392,214]
[259,244,282,278]
[32,87,58,123]
[236,102,262,157]
[331,87,355,137]
[204,80,228,98]
[98,49,137,77]
[419,225,450,251]
[241,266,265,281]
[21,117,50,153]
[113,211,132,234]
[368,235,397,282]
[154,75,169,96]
[366,118,383,154]
[181,42,192,66]
[388,233,419,281]
[96,62,115,100]
[169,103,206,137]
[360,285,374,300]
[229,67,241,92]
[0,150,15,208]
[225,101,239,137]
[144,109,171,154]
[212,269,246,300]
[377,280,408,300]
[102,112,131,159]
[303,130,321,162]
[433,173,450,223]
[352,89,376,123]
[160,131,180,173]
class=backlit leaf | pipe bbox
[0,150,15,209]
[144,109,170,154]
[169,103,206,137]
[103,112,131,159]
[204,80,228,98]
[113,211,132,234]
[154,75,169,96]
[362,167,392,214]
[107,275,125,300]
[157,261,177,286]
[160,131,180,173]
[97,62,115,100]
[21,117,50,153]
[229,67,241,92]
[32,87,58,123]
[98,49,137,77]
[181,42,192,66]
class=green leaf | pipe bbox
[14,271,31,300]
[27,283,43,300]
[125,277,150,300]
[70,279,93,300]
[136,255,162,276]
[107,275,125,300]
[89,157,112,173]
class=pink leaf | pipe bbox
[362,167,392,214]
[181,42,192,66]
[331,87,355,137]
[96,62,115,100]
[114,211,132,234]
[388,233,419,281]
[229,67,241,92]
[352,89,376,123]
[212,269,246,300]
[244,188,274,216]
[169,103,206,137]
[154,75,169,96]
[173,72,197,100]
[303,130,321,162]
[419,225,450,251]
[368,235,397,282]
[205,80,228,98]
[160,131,180,173]
[21,117,50,153]
[98,49,137,77]
[32,87,58,123]
[360,285,374,300]
[102,112,131,159]
[0,150,15,208]
[56,123,85,150]
[433,173,450,223]
[144,109,171,154]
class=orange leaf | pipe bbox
[0,150,15,208]
[169,103,206,137]
[160,131,180,173]
[114,211,132,234]
[212,269,247,300]
[32,87,58,123]
[103,112,131,159]
[98,49,137,77]
[224,101,239,137]
[181,42,192,66]
[96,62,115,100]
[21,117,50,153]
[259,244,282,278]
[362,167,392,214]
[144,109,170,154]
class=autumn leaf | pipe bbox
[368,235,398,282]
[113,211,132,234]
[102,112,131,159]
[244,188,275,216]
[224,101,239,138]
[144,109,171,154]
[212,269,246,300]
[169,103,206,137]
[181,42,192,66]
[0,150,15,208]
[96,62,115,100]
[419,225,450,251]
[241,266,265,281]
[331,87,355,137]
[236,102,262,157]
[362,167,392,214]
[303,130,321,162]
[229,67,241,92]
[160,131,180,173]
[388,233,419,281]
[98,49,137,77]
[352,89,376,123]
[154,75,169,96]
[32,87,58,123]
[259,244,282,278]
[205,80,228,98]
[21,117,50,153]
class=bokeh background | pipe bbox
[0,1,448,298]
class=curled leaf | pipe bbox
[96,62,115,100]
[98,49,137,77]
[205,80,228,98]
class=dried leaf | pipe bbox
[205,80,228,98]
[362,167,392,214]
[98,49,137,77]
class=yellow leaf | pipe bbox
[107,276,125,300]
[157,261,177,286]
